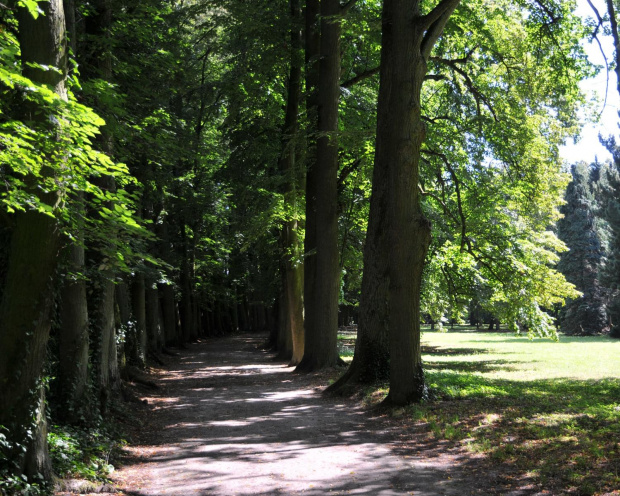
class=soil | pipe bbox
[97,334,537,495]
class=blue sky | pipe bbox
[559,0,620,164]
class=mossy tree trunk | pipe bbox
[0,0,67,481]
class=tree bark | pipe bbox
[276,0,305,366]
[0,1,67,480]
[130,272,147,368]
[326,143,390,393]
[160,282,178,345]
[297,0,342,372]
[58,237,90,423]
[380,0,459,406]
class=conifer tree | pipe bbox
[557,162,608,335]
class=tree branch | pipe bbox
[605,0,620,97]
[419,0,461,59]
[340,0,360,15]
[337,157,363,193]
[422,149,467,252]
[341,66,379,88]
[434,56,498,122]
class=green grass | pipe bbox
[345,330,620,495]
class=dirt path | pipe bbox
[112,334,500,496]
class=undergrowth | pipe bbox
[48,423,126,483]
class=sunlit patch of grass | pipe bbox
[345,329,620,495]
[415,331,620,495]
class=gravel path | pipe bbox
[112,334,491,496]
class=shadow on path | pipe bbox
[113,334,524,496]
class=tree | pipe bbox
[557,162,609,334]
[330,0,588,400]
[0,0,68,482]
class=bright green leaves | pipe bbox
[16,0,46,19]
[416,0,589,336]
[0,13,147,270]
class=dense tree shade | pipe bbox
[0,0,618,491]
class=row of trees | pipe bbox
[0,0,616,490]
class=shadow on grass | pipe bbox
[424,360,519,374]
[413,369,620,495]
[422,345,491,356]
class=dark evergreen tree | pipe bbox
[557,162,609,335]
[598,138,620,338]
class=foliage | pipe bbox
[416,0,591,336]
[557,162,609,335]
[0,11,148,272]
[48,424,124,482]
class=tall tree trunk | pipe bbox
[84,0,120,413]
[326,146,390,393]
[380,0,459,406]
[301,0,320,366]
[130,272,147,368]
[297,0,342,372]
[0,1,67,481]
[57,0,89,423]
[278,0,304,365]
[58,236,90,423]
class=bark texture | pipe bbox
[382,0,459,406]
[0,0,67,480]
[278,0,305,366]
[331,0,460,404]
[58,239,90,423]
[298,0,342,372]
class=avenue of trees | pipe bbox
[1,0,619,491]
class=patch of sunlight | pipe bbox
[209,420,251,427]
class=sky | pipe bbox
[559,0,620,164]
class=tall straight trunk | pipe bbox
[0,1,67,480]
[84,0,120,412]
[301,0,320,365]
[57,0,89,422]
[130,272,147,367]
[145,275,162,351]
[58,235,90,422]
[297,0,342,372]
[160,282,178,345]
[381,0,459,406]
[278,0,304,365]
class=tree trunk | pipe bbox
[326,137,391,393]
[160,283,178,345]
[380,0,459,406]
[276,0,305,365]
[297,0,342,372]
[0,1,67,481]
[58,239,90,423]
[146,275,162,351]
[130,272,147,368]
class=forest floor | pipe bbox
[68,332,553,496]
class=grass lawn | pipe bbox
[344,329,620,495]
